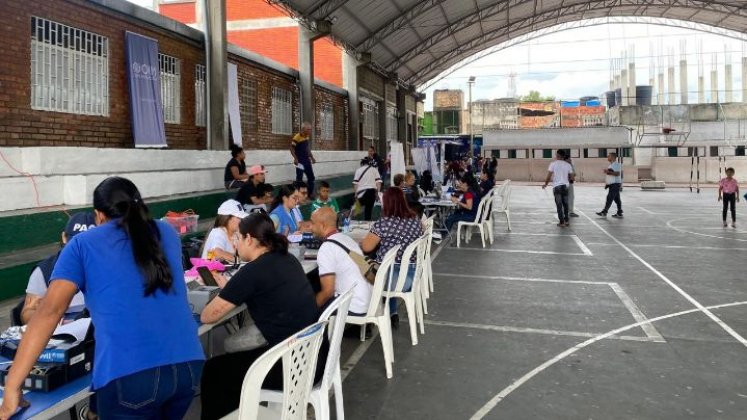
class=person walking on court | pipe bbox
[542,150,574,227]
[290,121,317,197]
[596,152,623,218]
[718,167,740,228]
[564,153,579,217]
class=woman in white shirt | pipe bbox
[202,199,249,261]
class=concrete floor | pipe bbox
[4,184,747,419]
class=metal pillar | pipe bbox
[468,76,475,157]
[204,0,228,150]
[298,21,330,146]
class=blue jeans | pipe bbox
[388,263,416,314]
[96,360,203,419]
[295,160,316,196]
[446,212,475,231]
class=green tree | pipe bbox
[521,90,555,102]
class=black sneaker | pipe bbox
[596,211,607,217]
[612,213,623,218]
[570,213,579,217]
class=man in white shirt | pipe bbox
[311,207,372,315]
[353,158,382,220]
[596,152,624,218]
[542,150,575,227]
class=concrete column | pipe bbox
[204,0,228,150]
[378,81,388,156]
[397,88,407,145]
[668,66,676,105]
[725,63,733,102]
[628,61,636,105]
[298,22,330,147]
[343,52,361,150]
[711,69,719,103]
[680,59,688,104]
[698,76,705,104]
[742,57,747,103]
[620,68,628,106]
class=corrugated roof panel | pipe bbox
[441,0,477,21]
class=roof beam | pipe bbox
[406,0,745,85]
[391,0,745,82]
[354,0,452,52]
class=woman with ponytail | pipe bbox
[0,177,204,419]
[200,212,323,419]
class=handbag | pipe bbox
[326,239,380,284]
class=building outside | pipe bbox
[158,0,344,87]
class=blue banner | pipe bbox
[125,32,167,148]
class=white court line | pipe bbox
[425,320,658,343]
[666,218,747,242]
[469,300,747,420]
[637,206,657,215]
[570,235,594,256]
[435,273,663,341]
[608,283,665,342]
[587,242,747,252]
[583,210,747,346]
[452,248,589,256]
[493,232,575,237]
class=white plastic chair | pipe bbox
[221,320,328,420]
[488,181,512,242]
[420,216,435,315]
[345,245,400,378]
[381,235,428,344]
[260,289,354,420]
[456,195,490,248]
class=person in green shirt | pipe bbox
[311,180,339,213]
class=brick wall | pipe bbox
[0,0,205,149]
[226,0,286,19]
[159,2,195,24]
[314,87,348,150]
[1,0,352,152]
[231,56,299,150]
[358,67,384,98]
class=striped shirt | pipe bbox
[719,177,739,194]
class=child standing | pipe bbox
[718,167,740,227]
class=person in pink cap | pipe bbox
[235,165,272,209]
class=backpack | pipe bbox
[325,239,380,284]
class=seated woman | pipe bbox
[202,199,248,262]
[478,170,495,199]
[360,187,423,327]
[269,184,300,235]
[445,176,479,231]
[200,212,323,419]
[224,144,249,189]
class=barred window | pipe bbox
[362,100,378,139]
[272,86,293,135]
[386,106,398,141]
[240,78,257,134]
[159,53,181,124]
[30,17,109,116]
[318,103,334,141]
[195,64,205,127]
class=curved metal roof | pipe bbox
[273,0,747,88]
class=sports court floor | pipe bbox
[338,184,747,419]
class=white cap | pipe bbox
[217,199,249,219]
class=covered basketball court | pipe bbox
[263,1,747,418]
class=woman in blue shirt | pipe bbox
[269,184,300,235]
[0,177,204,419]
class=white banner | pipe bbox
[389,141,406,185]
[227,63,242,146]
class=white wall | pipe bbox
[0,147,365,212]
[496,157,636,183]
[651,157,747,183]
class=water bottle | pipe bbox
[343,216,350,233]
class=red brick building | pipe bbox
[158,0,343,87]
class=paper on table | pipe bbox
[51,318,91,342]
[287,234,303,243]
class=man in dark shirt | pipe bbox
[290,121,317,197]
[235,165,272,209]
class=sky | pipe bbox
[124,2,746,111]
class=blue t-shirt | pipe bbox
[270,206,298,235]
[51,219,205,390]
